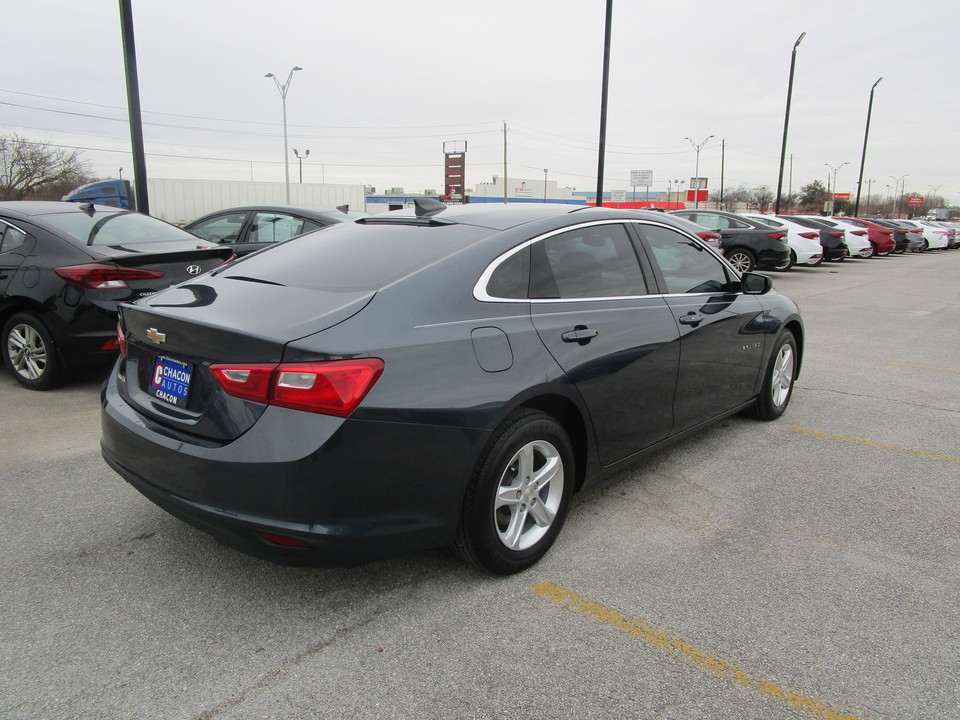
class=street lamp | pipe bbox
[543,168,548,203]
[293,148,310,184]
[853,77,882,216]
[825,162,848,211]
[927,184,943,214]
[684,135,714,208]
[265,66,302,203]
[889,174,908,218]
[775,32,806,214]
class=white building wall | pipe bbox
[146,179,366,224]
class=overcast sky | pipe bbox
[3,0,958,203]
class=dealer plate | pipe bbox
[150,355,193,407]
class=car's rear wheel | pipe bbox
[455,409,572,574]
[746,332,797,421]
[725,248,756,273]
[868,242,877,258]
[2,312,64,390]
[773,250,795,272]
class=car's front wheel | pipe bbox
[455,409,573,574]
[2,312,64,390]
[746,332,797,421]
[725,248,756,273]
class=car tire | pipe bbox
[725,248,756,274]
[868,242,877,258]
[746,332,797,421]
[2,312,65,390]
[454,409,573,575]
[773,250,795,272]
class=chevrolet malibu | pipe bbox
[101,202,803,574]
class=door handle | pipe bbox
[561,326,598,345]
[678,312,703,327]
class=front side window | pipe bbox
[641,225,733,294]
[529,224,647,299]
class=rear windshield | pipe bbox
[219,220,493,291]
[39,209,194,246]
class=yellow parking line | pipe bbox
[885,361,959,374]
[788,426,960,464]
[530,581,864,720]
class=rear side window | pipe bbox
[224,220,492,292]
[529,224,647,299]
[248,213,321,244]
[188,213,247,243]
[0,223,29,253]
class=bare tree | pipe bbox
[0,133,95,201]
[751,186,774,213]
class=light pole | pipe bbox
[293,148,310,184]
[825,162,848,213]
[265,66,302,204]
[775,32,806,214]
[543,168,548,203]
[927,184,943,214]
[889,175,908,218]
[853,77,882,217]
[684,135,713,208]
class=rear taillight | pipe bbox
[799,231,819,239]
[54,263,165,290]
[210,359,384,417]
[852,230,868,236]
[767,232,786,240]
[881,230,893,235]
[697,231,721,243]
[829,231,844,238]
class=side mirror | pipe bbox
[741,272,772,295]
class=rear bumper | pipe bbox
[100,371,490,566]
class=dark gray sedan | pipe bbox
[101,202,803,574]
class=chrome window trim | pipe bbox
[474,218,734,303]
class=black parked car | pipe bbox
[871,219,925,253]
[775,215,849,261]
[184,205,369,256]
[669,210,790,272]
[101,202,803,574]
[0,202,233,389]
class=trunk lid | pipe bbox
[118,274,374,441]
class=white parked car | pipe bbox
[900,219,950,249]
[741,214,823,267]
[795,215,872,258]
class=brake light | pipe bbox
[799,231,819,239]
[767,232,786,240]
[829,232,844,238]
[210,359,384,417]
[697,231,721,242]
[852,230,868,236]
[54,263,164,290]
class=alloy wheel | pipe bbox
[7,323,48,381]
[494,439,564,551]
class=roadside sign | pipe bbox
[689,177,708,190]
[611,190,627,204]
[631,170,653,187]
[907,196,924,206]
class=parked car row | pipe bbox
[665,209,958,274]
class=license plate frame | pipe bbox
[149,355,193,407]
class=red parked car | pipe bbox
[831,217,897,256]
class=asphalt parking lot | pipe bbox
[2,250,958,720]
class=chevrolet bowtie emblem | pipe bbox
[146,328,166,344]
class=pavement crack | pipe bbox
[796,383,960,414]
